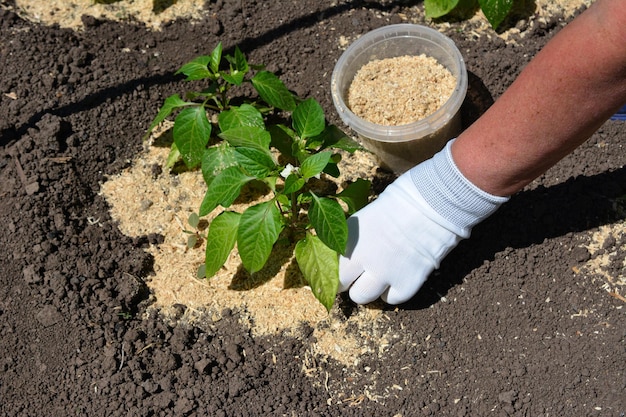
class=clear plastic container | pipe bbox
[331,24,468,174]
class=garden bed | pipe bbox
[0,0,624,416]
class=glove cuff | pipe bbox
[409,140,509,237]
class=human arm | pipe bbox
[339,0,626,305]
[453,0,626,196]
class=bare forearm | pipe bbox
[452,0,626,197]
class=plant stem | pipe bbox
[290,192,298,224]
[220,90,228,109]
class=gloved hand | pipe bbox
[339,140,509,305]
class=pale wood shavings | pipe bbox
[14,0,208,30]
[582,222,626,288]
[99,126,392,366]
[348,55,456,126]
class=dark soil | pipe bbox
[1,1,625,416]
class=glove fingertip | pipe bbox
[338,256,363,293]
[337,281,351,293]
[383,284,422,305]
[348,272,389,305]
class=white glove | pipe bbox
[339,140,509,305]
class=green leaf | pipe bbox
[268,124,296,160]
[300,151,332,179]
[304,134,324,150]
[293,98,325,139]
[197,264,207,279]
[222,46,249,85]
[224,46,249,72]
[165,142,181,170]
[479,0,514,29]
[295,233,339,312]
[263,175,278,192]
[233,47,249,72]
[315,124,363,153]
[188,212,200,229]
[218,104,265,132]
[283,173,305,194]
[173,106,212,168]
[176,55,212,80]
[201,143,238,187]
[209,42,223,73]
[219,126,271,152]
[147,94,193,135]
[298,193,312,205]
[234,147,276,178]
[238,201,284,273]
[222,71,245,86]
[251,71,297,111]
[205,211,241,278]
[323,162,340,178]
[308,193,348,255]
[337,179,371,214]
[184,89,217,102]
[424,0,460,18]
[276,193,290,210]
[199,167,254,216]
